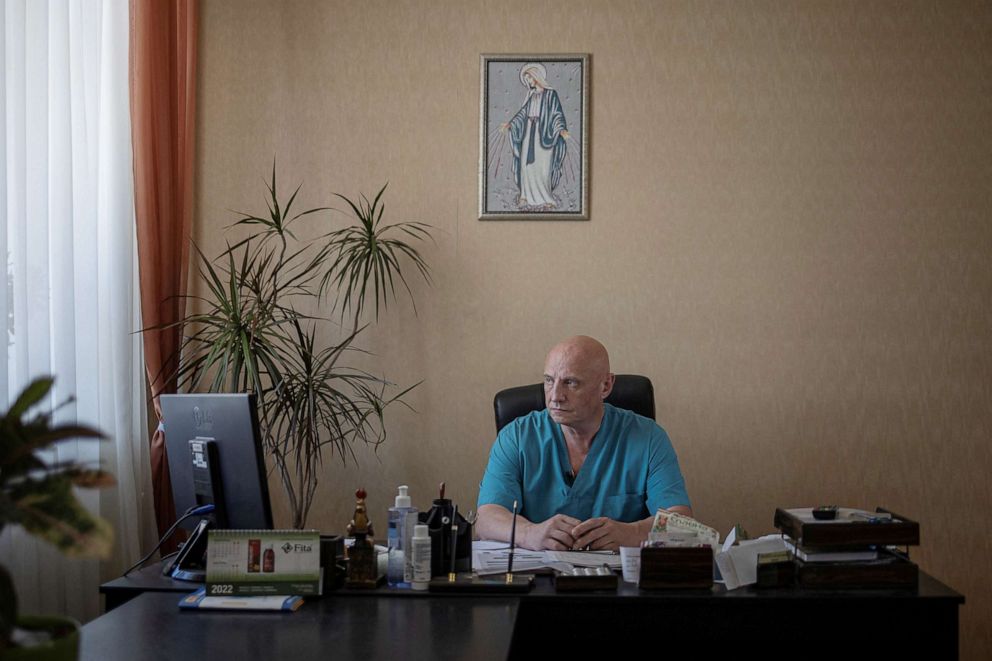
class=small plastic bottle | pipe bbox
[411,524,431,591]
[387,485,418,587]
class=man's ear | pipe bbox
[601,373,616,400]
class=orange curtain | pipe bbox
[130,0,198,541]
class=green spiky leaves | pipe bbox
[322,183,432,327]
[144,167,432,529]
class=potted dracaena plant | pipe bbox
[154,165,432,529]
[0,377,114,659]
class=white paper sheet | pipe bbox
[714,534,787,590]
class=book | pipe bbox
[179,587,304,612]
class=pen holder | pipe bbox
[319,534,346,594]
[420,499,473,577]
[638,546,713,590]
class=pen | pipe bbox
[849,511,892,524]
[449,504,458,582]
[507,499,518,583]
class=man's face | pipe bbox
[543,345,611,430]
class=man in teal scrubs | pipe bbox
[477,336,692,551]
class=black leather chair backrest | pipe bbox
[493,374,655,432]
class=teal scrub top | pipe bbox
[477,404,690,523]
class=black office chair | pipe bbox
[493,374,655,432]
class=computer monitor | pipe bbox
[161,393,274,580]
[162,392,273,529]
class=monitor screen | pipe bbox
[161,393,273,530]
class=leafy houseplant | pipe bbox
[0,377,114,657]
[160,167,432,529]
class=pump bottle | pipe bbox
[387,485,418,587]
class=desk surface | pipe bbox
[84,591,517,661]
[92,569,964,660]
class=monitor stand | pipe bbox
[163,518,211,582]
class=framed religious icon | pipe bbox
[479,53,590,220]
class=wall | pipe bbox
[195,1,992,656]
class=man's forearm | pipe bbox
[632,515,654,542]
[479,505,694,550]
[478,505,585,551]
[577,510,689,550]
[666,504,693,519]
[476,504,531,546]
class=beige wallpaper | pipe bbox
[194,1,992,656]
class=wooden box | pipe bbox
[774,507,920,549]
[638,546,713,590]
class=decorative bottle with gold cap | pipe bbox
[346,488,378,588]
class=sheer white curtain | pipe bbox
[1,0,155,622]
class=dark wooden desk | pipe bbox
[100,564,199,611]
[92,569,964,659]
[512,572,963,657]
[83,591,518,661]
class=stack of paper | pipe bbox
[472,541,620,576]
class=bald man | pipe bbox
[476,336,692,551]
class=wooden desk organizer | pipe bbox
[773,507,920,548]
[795,550,918,589]
[638,546,713,589]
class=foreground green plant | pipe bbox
[0,377,113,652]
[155,165,432,528]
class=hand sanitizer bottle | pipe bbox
[387,485,417,587]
